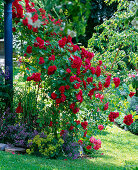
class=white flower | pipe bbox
[25,12,32,19]
[67,29,76,37]
[33,19,42,28]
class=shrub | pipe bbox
[26,134,64,158]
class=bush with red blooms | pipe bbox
[123,114,134,126]
[12,0,123,157]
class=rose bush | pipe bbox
[9,0,134,157]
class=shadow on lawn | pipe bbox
[0,151,126,170]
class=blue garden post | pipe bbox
[4,0,15,109]
[4,0,15,87]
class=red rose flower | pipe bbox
[75,120,80,125]
[49,55,55,61]
[90,67,95,74]
[70,103,75,109]
[86,145,92,150]
[123,114,134,126]
[49,121,53,127]
[78,140,83,145]
[108,112,119,122]
[98,125,104,130]
[95,66,101,77]
[104,102,109,110]
[59,86,65,93]
[83,130,87,137]
[87,77,93,84]
[66,68,71,73]
[60,130,65,136]
[51,92,57,100]
[26,45,32,54]
[33,73,41,82]
[129,92,135,98]
[72,108,79,114]
[113,77,120,88]
[47,65,57,75]
[39,57,45,64]
[69,125,74,130]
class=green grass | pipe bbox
[0,125,138,170]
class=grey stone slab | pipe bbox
[5,147,25,153]
[0,143,8,151]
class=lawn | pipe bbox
[0,125,137,170]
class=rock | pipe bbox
[5,147,25,154]
[0,143,8,151]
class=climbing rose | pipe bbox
[98,125,104,131]
[123,114,134,126]
[129,92,135,98]
[47,65,57,75]
[113,77,120,88]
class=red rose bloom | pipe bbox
[104,102,109,110]
[49,55,55,61]
[83,130,87,137]
[70,103,75,109]
[47,65,57,75]
[95,66,101,77]
[59,86,65,93]
[66,68,71,73]
[69,125,74,130]
[123,114,134,126]
[26,45,32,54]
[90,67,95,74]
[86,145,92,150]
[113,77,120,88]
[129,92,135,98]
[51,92,57,100]
[39,57,45,64]
[56,98,61,104]
[75,120,80,125]
[108,112,119,122]
[72,108,79,114]
[60,130,65,136]
[33,73,41,82]
[98,125,104,131]
[87,77,93,84]
[78,140,83,145]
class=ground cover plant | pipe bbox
[0,0,137,162]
